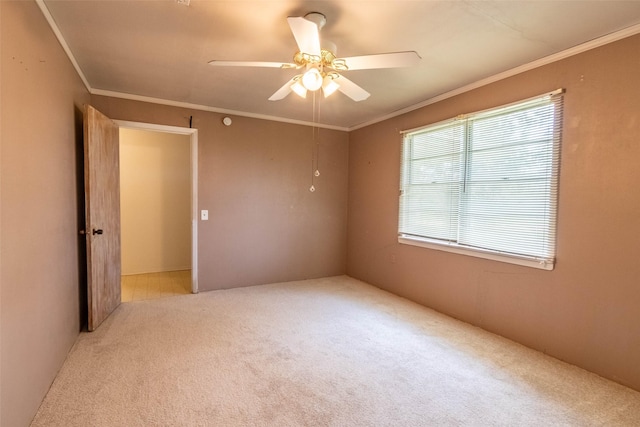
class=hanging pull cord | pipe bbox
[310,92,321,192]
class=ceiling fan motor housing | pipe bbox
[292,13,344,71]
[293,49,346,71]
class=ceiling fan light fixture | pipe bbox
[301,68,323,91]
[322,75,340,97]
[211,13,421,104]
[291,80,308,98]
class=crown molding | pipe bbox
[90,89,349,132]
[349,22,640,131]
[36,0,346,131]
[37,0,640,133]
[35,0,91,92]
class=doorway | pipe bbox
[116,120,198,300]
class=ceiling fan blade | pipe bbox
[287,16,321,57]
[208,60,296,69]
[334,75,370,102]
[268,77,297,101]
[341,51,421,70]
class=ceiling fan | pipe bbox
[208,12,421,102]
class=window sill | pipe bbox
[398,235,554,271]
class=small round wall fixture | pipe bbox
[222,117,232,126]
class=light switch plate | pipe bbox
[201,210,208,220]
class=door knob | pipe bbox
[92,228,103,235]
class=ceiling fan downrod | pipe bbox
[303,12,326,30]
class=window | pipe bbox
[399,90,564,270]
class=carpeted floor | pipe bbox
[32,276,640,426]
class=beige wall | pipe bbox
[91,96,350,291]
[0,2,348,422]
[120,128,191,275]
[0,1,90,425]
[347,33,640,391]
[4,1,638,425]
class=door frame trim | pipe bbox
[115,120,199,293]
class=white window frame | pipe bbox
[398,89,564,270]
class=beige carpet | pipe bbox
[32,276,640,426]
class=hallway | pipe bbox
[121,270,191,302]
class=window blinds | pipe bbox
[399,90,564,267]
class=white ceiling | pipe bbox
[40,0,640,130]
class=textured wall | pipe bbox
[0,1,90,425]
[347,34,640,391]
[91,96,349,291]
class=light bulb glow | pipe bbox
[301,68,323,91]
[322,76,340,98]
[291,80,307,98]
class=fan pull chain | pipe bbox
[309,92,316,192]
[315,93,321,178]
[310,91,320,192]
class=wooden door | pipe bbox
[83,105,121,331]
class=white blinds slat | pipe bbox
[399,92,563,265]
